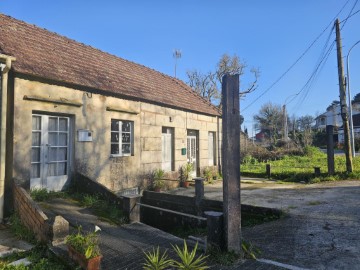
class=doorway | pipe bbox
[187,130,198,177]
[31,114,71,191]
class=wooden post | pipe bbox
[222,74,241,254]
[266,164,271,178]
[335,18,353,172]
[326,125,335,175]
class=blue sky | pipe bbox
[1,0,360,135]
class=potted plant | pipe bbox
[179,163,193,188]
[152,168,165,192]
[65,226,102,270]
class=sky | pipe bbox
[1,0,360,136]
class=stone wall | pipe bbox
[11,77,221,193]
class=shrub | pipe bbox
[65,226,101,259]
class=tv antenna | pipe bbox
[173,49,182,78]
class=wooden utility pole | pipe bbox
[222,74,241,254]
[335,18,353,172]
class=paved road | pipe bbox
[170,179,360,270]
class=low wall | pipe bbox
[140,190,282,231]
[74,173,124,208]
[13,182,50,242]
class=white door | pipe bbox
[162,133,172,171]
[31,115,70,191]
[187,135,197,177]
[208,132,215,166]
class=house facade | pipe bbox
[0,14,221,221]
[314,101,360,143]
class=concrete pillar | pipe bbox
[221,74,241,254]
[326,125,335,175]
[205,211,224,250]
[122,195,142,223]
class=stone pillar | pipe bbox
[205,211,224,250]
[221,74,241,254]
[194,177,205,215]
[194,178,204,205]
[122,195,142,223]
[51,215,69,245]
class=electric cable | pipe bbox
[242,0,352,112]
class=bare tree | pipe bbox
[186,53,259,107]
[186,70,218,103]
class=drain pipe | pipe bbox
[0,54,15,222]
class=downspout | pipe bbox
[0,54,15,222]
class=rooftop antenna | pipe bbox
[173,49,182,78]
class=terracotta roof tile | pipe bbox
[0,14,220,116]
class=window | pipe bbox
[208,132,216,166]
[111,120,133,156]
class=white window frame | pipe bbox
[111,119,134,157]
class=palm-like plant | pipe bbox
[171,240,208,270]
[143,247,173,270]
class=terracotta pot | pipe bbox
[181,181,190,188]
[68,245,102,270]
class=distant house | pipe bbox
[338,114,360,143]
[0,14,221,221]
[314,101,360,143]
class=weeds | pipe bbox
[8,214,36,244]
[0,245,67,270]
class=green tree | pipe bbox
[253,102,283,144]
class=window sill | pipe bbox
[110,154,132,158]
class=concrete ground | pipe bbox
[0,224,34,258]
[169,178,360,270]
[41,196,284,269]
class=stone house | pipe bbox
[0,14,221,221]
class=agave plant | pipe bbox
[143,247,173,270]
[171,240,208,270]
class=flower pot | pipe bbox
[181,181,190,188]
[154,187,161,192]
[68,245,102,270]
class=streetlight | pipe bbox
[346,40,360,157]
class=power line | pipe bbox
[242,0,352,112]
[292,0,359,112]
[341,0,359,28]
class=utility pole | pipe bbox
[335,18,353,172]
[282,105,288,141]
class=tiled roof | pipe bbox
[0,14,220,116]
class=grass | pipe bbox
[0,245,69,270]
[241,147,360,183]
